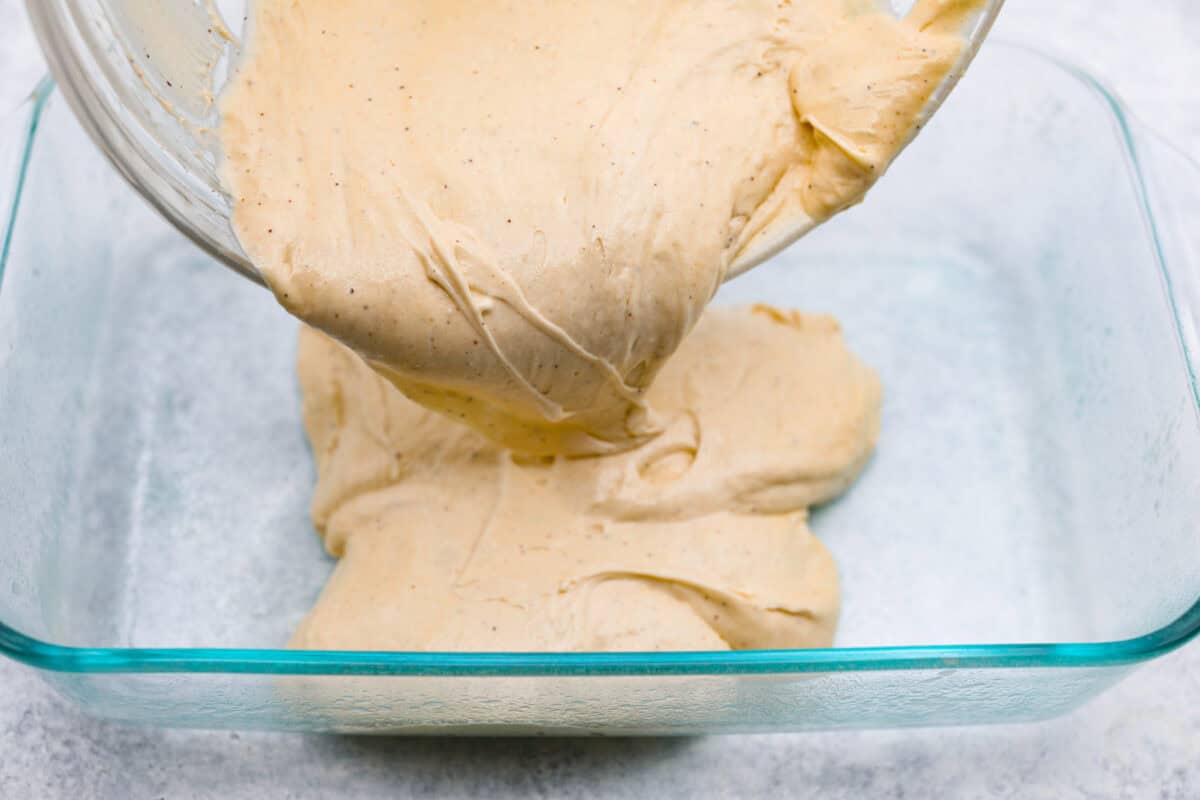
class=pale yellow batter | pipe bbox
[222,0,973,456]
[294,306,879,651]
[218,0,979,651]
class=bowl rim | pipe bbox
[2,47,1199,677]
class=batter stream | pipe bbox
[219,0,979,650]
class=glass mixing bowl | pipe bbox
[25,0,1004,286]
[26,0,258,283]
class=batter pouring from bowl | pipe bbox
[219,0,983,651]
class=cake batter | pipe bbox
[218,0,979,650]
[293,306,879,651]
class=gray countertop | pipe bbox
[3,2,1199,797]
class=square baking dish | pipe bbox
[1,43,1198,734]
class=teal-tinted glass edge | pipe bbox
[0,598,1196,676]
[1,53,1197,677]
[0,76,52,289]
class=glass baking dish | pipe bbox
[0,43,1198,735]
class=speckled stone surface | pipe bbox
[2,2,1199,797]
